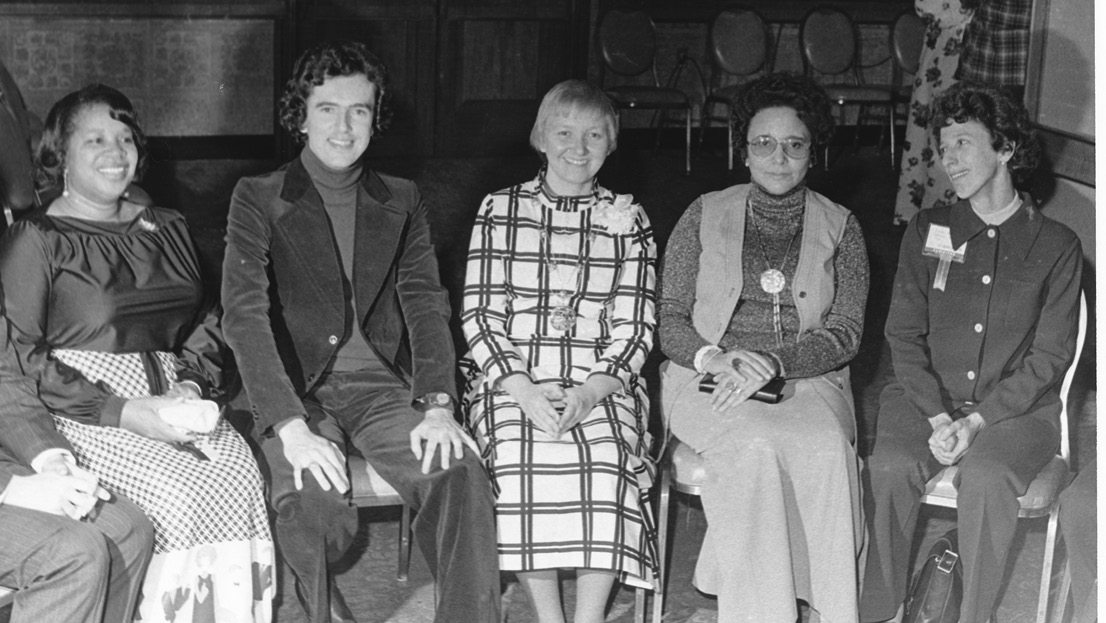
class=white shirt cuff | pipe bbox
[31,448,76,473]
[694,345,724,374]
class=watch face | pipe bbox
[428,393,450,406]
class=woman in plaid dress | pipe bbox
[462,80,657,623]
[0,85,273,623]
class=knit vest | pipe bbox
[693,184,850,343]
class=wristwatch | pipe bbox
[415,392,454,412]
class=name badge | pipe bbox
[921,224,966,291]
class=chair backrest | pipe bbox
[710,6,771,77]
[799,6,859,78]
[597,9,658,79]
[891,9,926,76]
[1057,291,1088,463]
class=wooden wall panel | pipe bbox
[296,0,436,157]
[436,0,583,156]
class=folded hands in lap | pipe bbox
[703,349,777,413]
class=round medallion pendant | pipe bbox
[551,305,577,331]
[760,269,786,295]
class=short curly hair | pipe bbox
[929,81,1040,185]
[731,72,835,162]
[35,83,147,191]
[530,80,619,157]
[279,40,390,141]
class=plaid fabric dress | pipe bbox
[461,177,658,589]
[0,209,274,623]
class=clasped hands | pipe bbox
[501,374,619,439]
[928,412,986,466]
[5,454,111,521]
[702,349,778,413]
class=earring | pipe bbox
[62,169,70,198]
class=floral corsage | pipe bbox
[593,193,639,235]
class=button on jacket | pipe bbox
[882,196,1082,425]
[222,157,456,435]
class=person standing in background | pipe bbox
[893,0,975,225]
[956,0,1031,101]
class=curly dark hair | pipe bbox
[279,40,391,141]
[929,81,1040,185]
[731,72,835,162]
[35,83,147,191]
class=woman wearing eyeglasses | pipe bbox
[658,72,869,623]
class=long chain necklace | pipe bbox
[540,204,597,332]
[747,198,802,346]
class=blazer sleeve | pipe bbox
[0,300,70,466]
[222,178,310,433]
[0,221,128,426]
[884,213,955,419]
[974,236,1082,425]
[392,182,458,402]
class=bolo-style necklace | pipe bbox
[748,198,802,346]
[539,204,597,332]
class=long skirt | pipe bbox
[467,385,657,590]
[662,363,864,623]
[52,349,274,623]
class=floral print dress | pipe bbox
[894,0,975,225]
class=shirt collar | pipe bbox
[949,193,1042,260]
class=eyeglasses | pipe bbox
[747,135,812,159]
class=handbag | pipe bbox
[903,529,963,623]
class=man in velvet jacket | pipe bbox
[221,41,499,623]
[0,314,153,623]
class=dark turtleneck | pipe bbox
[657,179,868,379]
[300,147,380,373]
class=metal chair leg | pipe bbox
[727,107,734,171]
[397,504,412,581]
[1036,507,1061,623]
[889,104,896,168]
[653,469,672,623]
[685,107,692,174]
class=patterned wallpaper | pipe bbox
[0,17,275,136]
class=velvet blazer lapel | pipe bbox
[276,158,346,319]
[352,171,405,327]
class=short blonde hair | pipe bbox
[530,80,618,157]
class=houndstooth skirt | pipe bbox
[52,348,274,623]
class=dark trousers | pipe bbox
[257,370,501,623]
[0,493,154,623]
[859,397,1058,623]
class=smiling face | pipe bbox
[938,119,1014,209]
[745,106,812,196]
[537,106,613,196]
[64,103,138,206]
[302,73,376,171]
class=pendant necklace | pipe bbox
[540,204,596,332]
[748,198,802,346]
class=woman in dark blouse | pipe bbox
[658,73,868,623]
[0,84,273,623]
